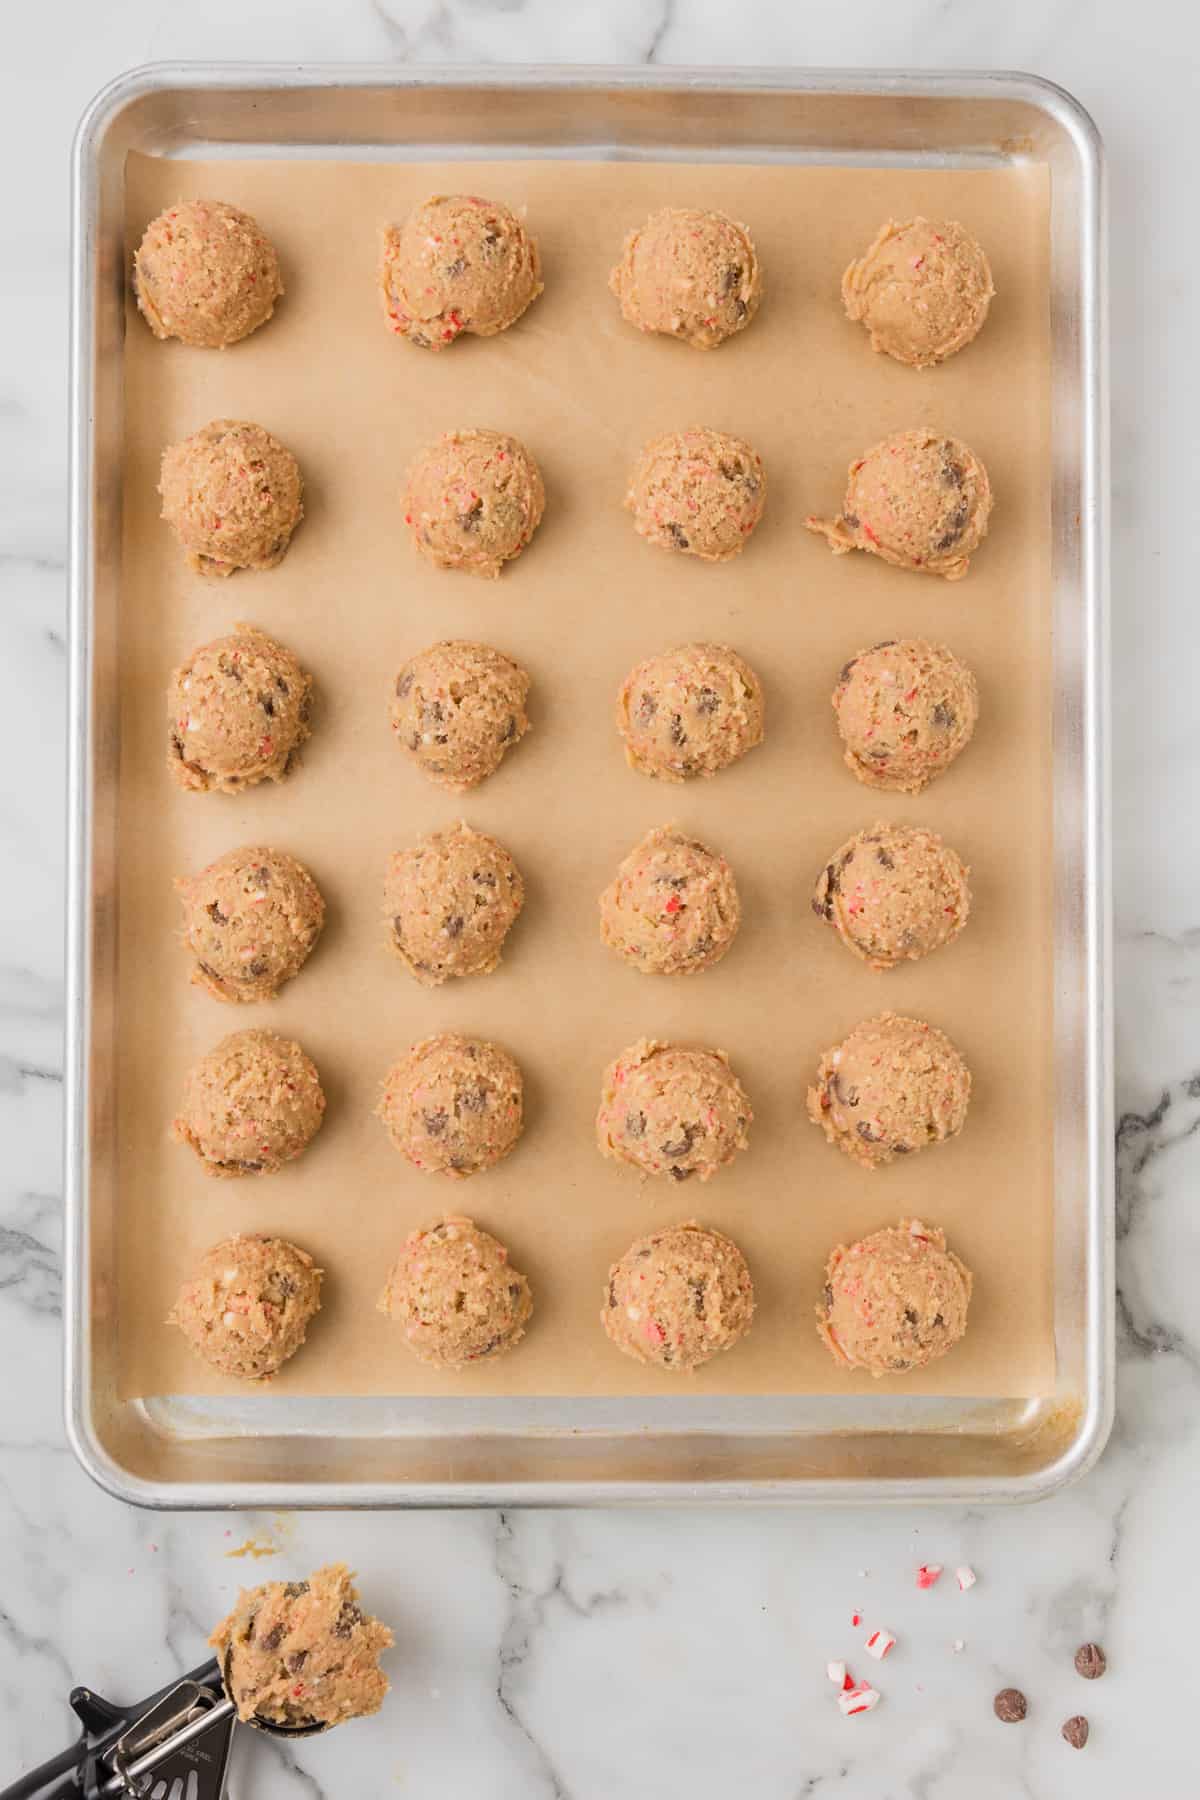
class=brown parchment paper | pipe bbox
[117,153,1053,1400]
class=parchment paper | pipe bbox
[118,153,1053,1399]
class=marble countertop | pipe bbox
[1,1,1195,1794]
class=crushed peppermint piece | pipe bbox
[826,1661,846,1685]
[952,1639,966,1653]
[864,1628,896,1660]
[838,1683,880,1717]
[851,1610,863,1628]
[955,1565,977,1591]
[916,1564,944,1589]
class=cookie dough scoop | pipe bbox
[813,822,971,969]
[159,420,303,577]
[378,1034,524,1177]
[816,1217,973,1376]
[380,193,542,349]
[379,1216,533,1367]
[602,1221,755,1370]
[391,639,531,790]
[173,1029,326,1177]
[402,429,545,577]
[617,642,765,782]
[167,625,312,794]
[806,1011,971,1168]
[626,427,766,561]
[176,846,324,1002]
[599,825,741,975]
[833,638,979,793]
[842,217,994,368]
[170,1234,323,1380]
[133,199,283,348]
[596,1038,752,1182]
[384,820,525,986]
[806,428,991,580]
[609,206,762,348]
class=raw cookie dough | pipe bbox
[813,823,971,970]
[391,640,530,790]
[378,1216,533,1368]
[833,638,980,794]
[626,427,766,561]
[806,429,991,581]
[170,1234,323,1380]
[617,642,765,782]
[402,429,544,578]
[176,847,325,1003]
[602,1221,754,1370]
[609,207,762,349]
[211,1564,393,1727]
[806,1011,971,1169]
[599,825,740,975]
[842,217,994,369]
[159,420,303,577]
[816,1217,973,1376]
[167,626,312,795]
[596,1038,752,1182]
[380,194,542,350]
[133,199,283,348]
[384,821,524,986]
[173,1030,326,1178]
[378,1034,524,1178]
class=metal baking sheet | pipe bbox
[66,64,1111,1506]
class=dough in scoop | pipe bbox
[176,846,324,1003]
[609,207,762,349]
[806,429,991,581]
[170,1234,322,1380]
[167,626,312,794]
[210,1564,393,1727]
[596,1038,752,1182]
[391,640,530,790]
[602,1221,754,1370]
[617,642,764,782]
[159,420,303,577]
[380,194,541,350]
[806,1010,971,1169]
[173,1029,325,1178]
[402,429,544,578]
[378,1034,524,1177]
[379,1216,533,1368]
[599,825,740,975]
[626,427,765,561]
[842,217,994,368]
[813,823,970,969]
[816,1217,973,1376]
[833,638,979,794]
[384,821,524,986]
[133,199,282,348]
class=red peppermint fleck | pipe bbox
[916,1564,944,1589]
[664,894,683,915]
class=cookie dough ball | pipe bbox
[391,640,530,790]
[842,217,994,369]
[609,207,762,350]
[173,1030,325,1178]
[597,1039,752,1183]
[599,826,740,976]
[806,429,991,581]
[602,1221,754,1370]
[167,627,312,794]
[159,421,303,577]
[626,427,765,561]
[379,1217,533,1368]
[133,200,282,349]
[211,1564,393,1728]
[384,821,524,986]
[176,847,324,1003]
[806,1011,971,1169]
[813,823,971,970]
[816,1218,973,1376]
[170,1234,322,1380]
[402,429,544,578]
[380,194,542,350]
[617,643,764,783]
[378,1035,523,1178]
[834,639,979,794]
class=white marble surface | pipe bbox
[1,1,1196,1794]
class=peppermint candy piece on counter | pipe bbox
[826,1661,846,1685]
[851,1610,863,1628]
[955,1566,977,1591]
[838,1683,881,1717]
[916,1564,944,1589]
[864,1628,896,1660]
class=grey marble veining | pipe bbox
[0,1,1196,1793]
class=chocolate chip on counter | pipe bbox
[1074,1642,1107,1680]
[993,1688,1027,1723]
[1062,1715,1089,1749]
